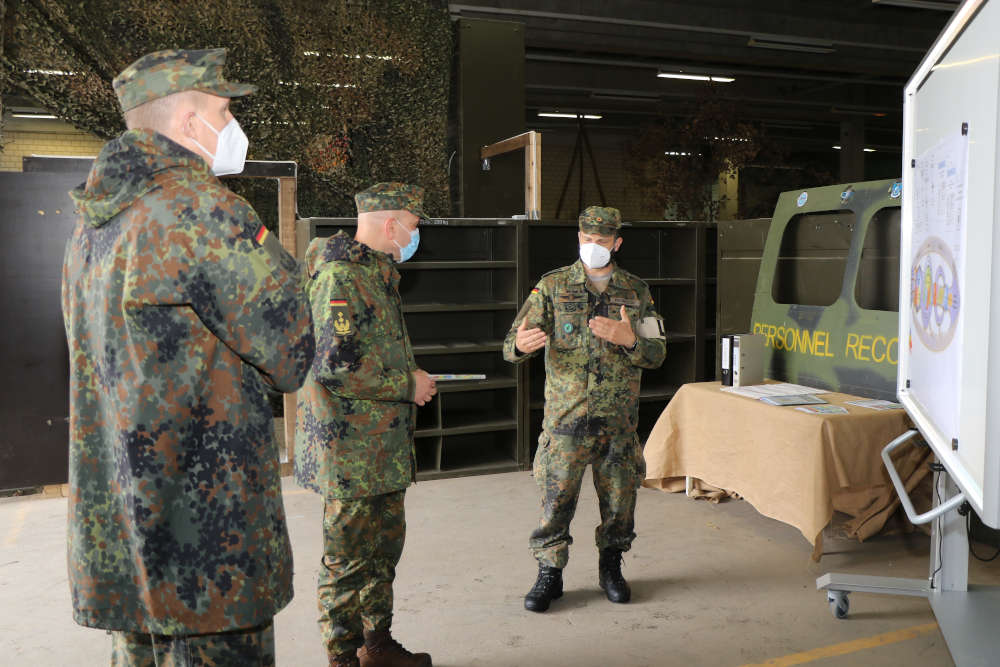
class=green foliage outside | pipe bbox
[0,0,452,226]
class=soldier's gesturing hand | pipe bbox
[515,319,548,354]
[412,369,437,406]
[589,305,637,348]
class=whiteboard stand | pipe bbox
[816,0,1000,663]
[817,431,1000,666]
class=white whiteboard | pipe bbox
[900,0,1000,527]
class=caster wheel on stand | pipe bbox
[827,591,850,619]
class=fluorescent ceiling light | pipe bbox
[747,37,835,54]
[537,112,602,119]
[871,0,958,10]
[657,72,734,83]
[659,73,709,81]
[12,113,58,119]
[832,145,877,152]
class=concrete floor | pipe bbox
[3,470,998,666]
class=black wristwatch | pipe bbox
[625,337,639,353]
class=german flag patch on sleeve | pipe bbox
[254,225,269,245]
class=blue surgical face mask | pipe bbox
[393,220,420,262]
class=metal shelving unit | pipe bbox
[297,217,717,478]
[298,217,524,480]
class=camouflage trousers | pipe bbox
[318,490,406,657]
[110,623,274,666]
[530,430,645,569]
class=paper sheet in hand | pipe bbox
[721,383,830,399]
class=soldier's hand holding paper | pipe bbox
[412,369,437,406]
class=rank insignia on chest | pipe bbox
[330,300,352,335]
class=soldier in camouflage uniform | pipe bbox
[504,206,666,612]
[295,183,437,667]
[61,49,315,665]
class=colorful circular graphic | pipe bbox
[910,236,961,351]
[563,322,574,333]
[796,191,808,207]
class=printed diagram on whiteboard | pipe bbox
[911,236,961,351]
[908,128,969,440]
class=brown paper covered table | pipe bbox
[642,382,929,559]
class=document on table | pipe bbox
[844,399,904,411]
[759,394,828,406]
[721,383,830,399]
[796,404,849,415]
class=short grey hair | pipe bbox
[122,90,195,132]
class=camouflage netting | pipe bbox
[0,0,452,225]
[626,90,764,221]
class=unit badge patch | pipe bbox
[330,299,353,335]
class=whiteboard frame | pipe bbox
[899,0,1000,528]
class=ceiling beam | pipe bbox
[525,52,908,87]
[449,3,934,53]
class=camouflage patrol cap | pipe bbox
[579,205,622,235]
[355,182,429,220]
[113,48,256,113]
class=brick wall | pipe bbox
[0,118,104,171]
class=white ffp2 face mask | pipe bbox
[579,242,611,269]
[191,113,249,176]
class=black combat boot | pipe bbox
[524,564,563,612]
[598,548,631,603]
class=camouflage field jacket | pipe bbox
[295,231,417,500]
[503,260,666,437]
[61,129,314,634]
